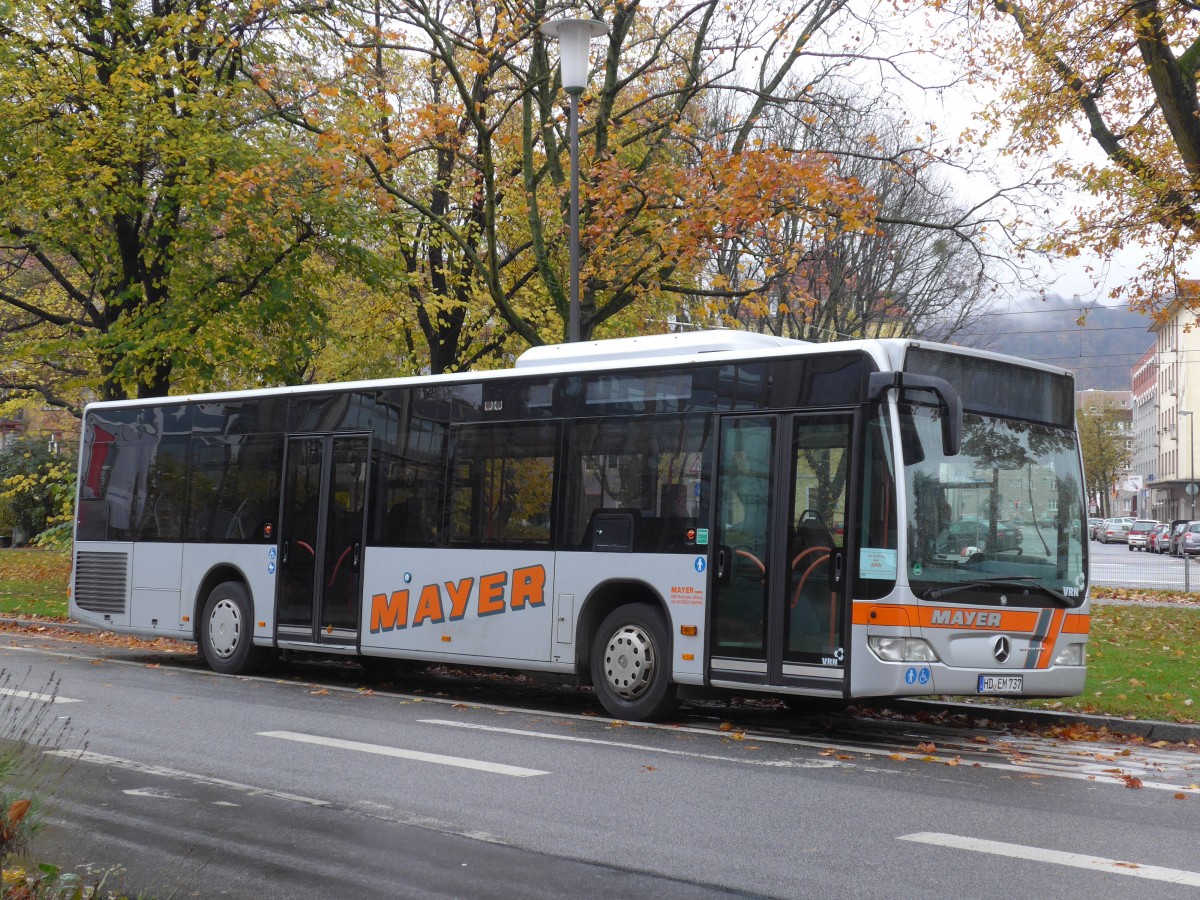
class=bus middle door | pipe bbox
[277,434,370,646]
[709,412,852,696]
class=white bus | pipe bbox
[70,331,1089,720]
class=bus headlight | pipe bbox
[1053,642,1086,666]
[867,636,940,663]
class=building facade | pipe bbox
[1146,301,1200,522]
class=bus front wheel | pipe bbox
[199,581,271,676]
[590,604,680,721]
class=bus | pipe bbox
[69,330,1089,720]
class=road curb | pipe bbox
[888,697,1200,744]
[0,616,104,635]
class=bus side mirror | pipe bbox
[869,371,962,457]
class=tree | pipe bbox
[692,88,999,341]
[272,0,882,372]
[933,0,1200,311]
[0,0,339,408]
[1077,402,1132,518]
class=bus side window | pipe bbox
[563,415,707,553]
[447,422,558,548]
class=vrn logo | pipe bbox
[1061,586,1079,598]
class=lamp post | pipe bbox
[1181,409,1195,588]
[538,17,609,343]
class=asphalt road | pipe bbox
[1087,535,1200,591]
[2,629,1198,900]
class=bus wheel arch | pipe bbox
[192,564,251,641]
[578,582,680,721]
[196,575,271,676]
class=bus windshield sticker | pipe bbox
[859,547,897,580]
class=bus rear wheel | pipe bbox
[199,581,271,676]
[590,604,680,722]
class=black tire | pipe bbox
[199,581,271,675]
[590,604,680,721]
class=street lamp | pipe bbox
[1181,409,1195,589]
[1181,409,1196,521]
[538,17,609,343]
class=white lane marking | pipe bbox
[420,719,841,770]
[0,687,81,704]
[258,730,549,778]
[46,750,329,807]
[123,787,184,800]
[899,832,1200,888]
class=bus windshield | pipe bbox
[903,405,1087,606]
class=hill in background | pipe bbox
[952,295,1151,392]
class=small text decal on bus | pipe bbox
[369,565,546,633]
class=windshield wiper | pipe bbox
[923,576,1076,607]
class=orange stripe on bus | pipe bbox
[1036,609,1066,669]
[852,601,1089,639]
[1061,614,1090,634]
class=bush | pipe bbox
[0,441,76,549]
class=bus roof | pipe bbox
[514,330,809,368]
[79,331,1072,412]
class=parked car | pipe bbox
[1089,518,1105,541]
[1182,521,1200,556]
[1149,523,1172,553]
[1099,519,1132,544]
[1127,519,1159,551]
[1171,521,1189,556]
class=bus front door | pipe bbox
[710,413,852,696]
[277,434,370,646]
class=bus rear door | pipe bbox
[276,434,370,646]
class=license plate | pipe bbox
[978,674,1023,694]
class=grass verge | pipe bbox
[0,550,70,619]
[1,548,1198,724]
[1011,603,1200,722]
